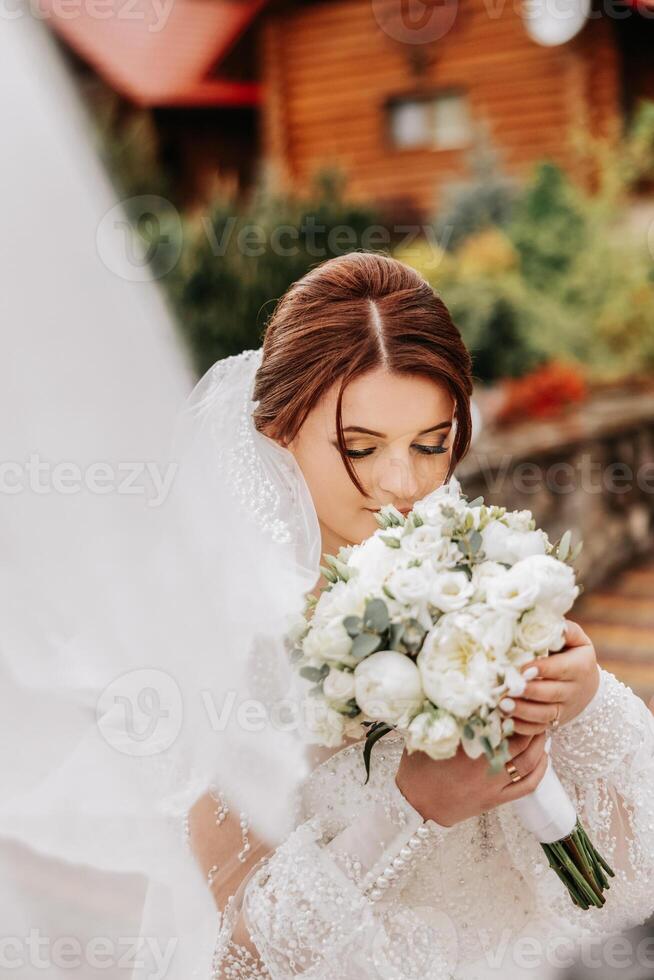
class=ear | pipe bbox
[260,421,291,451]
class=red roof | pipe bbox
[46,0,267,107]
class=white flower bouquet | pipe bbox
[290,476,614,910]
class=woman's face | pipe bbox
[284,368,454,555]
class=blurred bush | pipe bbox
[164,169,386,374]
[398,103,654,390]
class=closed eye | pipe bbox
[345,443,448,459]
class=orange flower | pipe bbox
[497,361,587,426]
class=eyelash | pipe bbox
[344,444,449,459]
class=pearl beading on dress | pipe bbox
[362,821,436,902]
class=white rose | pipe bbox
[509,554,579,616]
[503,509,535,533]
[515,607,566,653]
[471,561,508,602]
[400,523,448,560]
[418,621,496,716]
[303,617,355,666]
[300,699,345,747]
[347,533,401,590]
[354,650,424,726]
[481,520,548,564]
[429,570,474,612]
[312,578,366,627]
[387,563,433,606]
[323,667,356,703]
[412,478,462,526]
[405,710,461,760]
[484,569,540,614]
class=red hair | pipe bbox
[252,251,473,497]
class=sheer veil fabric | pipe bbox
[0,13,326,976]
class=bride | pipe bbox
[181,251,654,980]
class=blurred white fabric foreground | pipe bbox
[0,13,207,979]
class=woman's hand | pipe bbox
[395,731,550,827]
[500,619,600,736]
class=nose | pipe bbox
[373,452,419,501]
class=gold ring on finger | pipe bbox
[505,762,522,783]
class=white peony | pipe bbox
[463,604,517,660]
[481,520,548,564]
[509,554,579,616]
[405,709,461,760]
[323,667,356,703]
[471,560,508,602]
[354,650,424,726]
[429,570,475,612]
[484,569,540,615]
[418,619,497,716]
[303,617,355,666]
[515,607,566,653]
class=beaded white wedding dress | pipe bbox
[211,665,654,979]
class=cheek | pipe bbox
[301,451,367,527]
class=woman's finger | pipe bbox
[519,647,589,682]
[509,718,549,736]
[505,698,561,725]
[521,679,570,703]
[562,618,592,648]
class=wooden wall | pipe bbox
[259,0,623,217]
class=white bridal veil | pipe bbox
[0,14,324,979]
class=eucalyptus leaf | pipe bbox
[570,540,584,562]
[343,615,363,638]
[470,530,482,554]
[299,664,329,683]
[351,632,383,659]
[557,530,571,562]
[364,598,390,632]
[379,534,401,549]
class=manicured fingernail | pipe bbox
[523,666,539,681]
[499,697,515,712]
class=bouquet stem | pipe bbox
[510,756,614,909]
[542,820,614,908]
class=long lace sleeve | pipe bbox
[545,666,654,926]
[204,736,454,979]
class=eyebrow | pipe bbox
[341,421,452,437]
